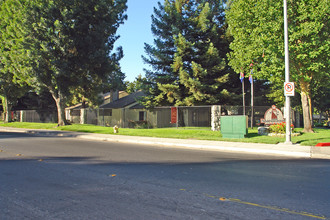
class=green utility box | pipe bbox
[221,115,248,138]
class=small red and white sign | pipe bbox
[284,82,295,96]
[261,105,284,125]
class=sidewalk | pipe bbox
[1,127,329,159]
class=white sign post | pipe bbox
[283,0,292,144]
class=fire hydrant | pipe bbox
[113,125,119,134]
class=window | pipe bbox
[71,109,80,116]
[139,111,145,121]
[100,109,112,116]
[105,109,112,116]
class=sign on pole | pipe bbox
[170,107,177,124]
[284,82,294,96]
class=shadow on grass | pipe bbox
[245,133,260,138]
[295,137,330,145]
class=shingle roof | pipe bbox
[65,91,129,110]
[129,103,146,109]
[99,91,146,109]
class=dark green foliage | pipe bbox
[143,0,240,107]
[226,0,329,132]
[13,90,56,110]
[125,74,150,94]
[22,0,127,125]
[0,0,31,122]
[312,80,330,119]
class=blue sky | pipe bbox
[114,0,163,82]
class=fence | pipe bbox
[21,110,58,123]
[16,105,301,129]
[5,110,58,123]
[154,105,299,129]
[154,106,212,128]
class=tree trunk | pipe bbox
[50,90,68,126]
[301,91,313,133]
[308,93,313,128]
[300,79,313,133]
[3,96,11,123]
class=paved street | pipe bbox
[1,131,329,219]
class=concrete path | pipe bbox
[1,127,329,159]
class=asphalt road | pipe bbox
[1,131,329,220]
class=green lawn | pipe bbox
[1,122,329,146]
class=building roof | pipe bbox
[129,103,146,109]
[100,91,146,109]
[102,91,129,103]
[65,91,130,110]
[65,102,85,110]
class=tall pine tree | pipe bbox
[143,0,240,107]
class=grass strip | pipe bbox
[1,122,329,146]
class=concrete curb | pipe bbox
[76,134,312,158]
[1,127,329,159]
[311,146,330,159]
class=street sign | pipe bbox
[284,82,294,96]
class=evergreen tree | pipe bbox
[143,0,239,107]
[125,74,149,94]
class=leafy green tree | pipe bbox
[143,0,240,107]
[69,50,126,109]
[226,0,329,132]
[21,0,127,125]
[0,0,31,122]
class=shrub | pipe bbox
[128,120,150,129]
[269,122,294,134]
[313,121,327,127]
[313,122,323,127]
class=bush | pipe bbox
[269,122,294,134]
[313,122,324,127]
[128,120,150,129]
